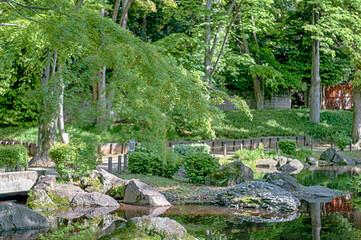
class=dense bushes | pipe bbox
[183,152,220,184]
[174,143,211,156]
[128,149,181,178]
[278,139,297,154]
[333,132,352,151]
[49,143,100,180]
[0,144,28,169]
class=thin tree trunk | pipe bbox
[211,2,241,76]
[309,4,321,123]
[96,66,107,128]
[30,51,58,167]
[112,0,121,21]
[204,0,212,87]
[352,85,361,144]
[58,64,69,144]
[120,0,134,29]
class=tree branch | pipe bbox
[5,0,38,22]
[0,22,26,28]
[211,2,242,76]
[119,0,134,29]
[13,1,50,10]
[210,0,235,57]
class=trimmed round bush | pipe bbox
[0,144,28,170]
[174,143,211,156]
[278,139,297,154]
[128,150,181,178]
[183,152,220,184]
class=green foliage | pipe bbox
[278,139,297,154]
[235,144,265,162]
[128,149,181,178]
[39,223,98,240]
[289,147,313,162]
[333,132,352,151]
[183,152,220,184]
[215,109,352,140]
[49,142,100,180]
[173,143,211,156]
[0,144,28,169]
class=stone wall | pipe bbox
[217,91,291,110]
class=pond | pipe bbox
[2,165,361,240]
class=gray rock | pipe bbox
[302,185,335,199]
[81,169,129,194]
[0,202,49,231]
[173,166,188,181]
[256,158,278,168]
[320,147,337,161]
[52,183,85,203]
[54,206,119,220]
[306,157,318,166]
[278,159,303,174]
[274,156,288,167]
[124,179,171,207]
[104,216,195,240]
[204,161,253,187]
[71,192,120,207]
[0,228,49,240]
[216,181,300,212]
[332,152,355,166]
[263,173,303,192]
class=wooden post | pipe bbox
[223,144,227,156]
[311,139,314,152]
[118,155,122,174]
[124,154,128,173]
[276,140,279,153]
[25,161,28,171]
[108,157,112,173]
[240,143,243,151]
[304,136,306,146]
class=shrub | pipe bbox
[128,150,181,178]
[235,143,265,161]
[183,152,220,184]
[173,143,211,156]
[50,143,100,180]
[0,144,28,170]
[333,132,352,151]
[278,139,297,154]
[291,147,313,162]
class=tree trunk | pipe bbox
[30,51,58,167]
[58,64,69,144]
[112,0,121,21]
[120,0,134,29]
[309,4,321,123]
[204,0,212,87]
[96,66,107,129]
[352,86,361,144]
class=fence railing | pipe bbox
[0,136,308,156]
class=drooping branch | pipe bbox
[5,0,38,22]
[211,3,242,76]
[0,23,26,28]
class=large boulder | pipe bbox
[205,161,253,187]
[101,216,195,240]
[277,159,304,174]
[124,180,171,207]
[0,202,49,231]
[331,152,355,166]
[216,181,300,212]
[256,158,278,169]
[297,185,335,203]
[71,192,120,207]
[320,147,337,162]
[27,174,119,210]
[80,169,129,198]
[306,157,318,166]
[263,173,303,192]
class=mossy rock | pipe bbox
[108,183,126,199]
[27,189,56,210]
[205,161,253,187]
[80,176,105,193]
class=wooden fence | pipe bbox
[0,136,308,156]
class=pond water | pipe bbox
[3,165,361,240]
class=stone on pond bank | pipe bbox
[204,161,253,187]
[0,202,49,232]
[124,179,171,207]
[216,181,300,213]
[263,173,303,192]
